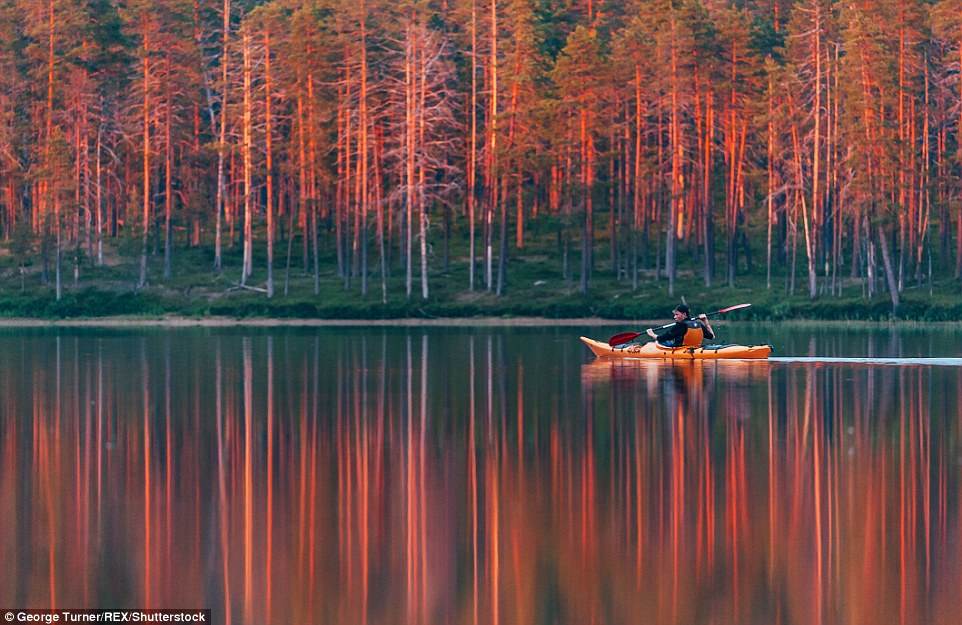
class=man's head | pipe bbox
[673,304,691,320]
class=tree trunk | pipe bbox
[297,90,308,275]
[497,176,508,295]
[468,0,478,291]
[96,125,103,267]
[810,1,822,299]
[241,26,253,285]
[342,62,352,287]
[878,224,900,313]
[915,56,930,287]
[265,26,274,297]
[374,123,387,303]
[667,13,680,297]
[579,109,590,294]
[486,0,498,292]
[418,35,429,300]
[308,71,319,294]
[726,41,738,287]
[405,22,415,300]
[139,22,150,289]
[56,196,61,300]
[360,4,370,297]
[634,64,643,290]
[164,48,173,280]
[957,10,962,279]
[214,0,230,272]
[766,69,774,289]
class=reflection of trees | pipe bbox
[1,335,960,624]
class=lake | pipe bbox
[0,324,960,625]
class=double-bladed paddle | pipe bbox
[607,303,752,347]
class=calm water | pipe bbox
[1,324,961,625]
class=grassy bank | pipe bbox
[1,222,961,321]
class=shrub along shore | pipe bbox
[1,242,960,322]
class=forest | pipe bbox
[1,0,962,316]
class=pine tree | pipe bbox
[551,24,606,294]
[382,1,461,301]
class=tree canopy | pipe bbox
[2,0,962,314]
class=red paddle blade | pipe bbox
[608,331,642,347]
[715,303,752,315]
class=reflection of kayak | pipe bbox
[580,336,772,360]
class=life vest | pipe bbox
[658,319,707,348]
[680,320,705,347]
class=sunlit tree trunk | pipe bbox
[342,62,352,287]
[700,71,714,287]
[227,153,235,245]
[359,2,370,297]
[830,43,841,295]
[787,94,811,296]
[45,0,56,294]
[468,0,477,291]
[579,108,594,294]
[264,25,274,297]
[55,195,61,300]
[336,76,345,281]
[214,0,230,272]
[617,104,627,278]
[139,18,150,289]
[79,41,91,265]
[725,39,743,288]
[163,47,173,280]
[486,0,498,292]
[897,0,906,294]
[506,20,524,256]
[96,124,103,267]
[241,25,253,285]
[766,67,774,290]
[667,12,680,297]
[374,123,386,303]
[405,21,415,300]
[297,87,307,277]
[418,33,429,300]
[857,36,878,296]
[633,64,642,290]
[810,2,821,299]
[956,8,962,279]
[308,69,319,294]
[916,56,930,287]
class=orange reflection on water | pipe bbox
[0,335,961,625]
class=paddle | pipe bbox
[607,303,752,347]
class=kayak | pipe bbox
[580,336,772,360]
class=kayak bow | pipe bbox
[581,336,772,360]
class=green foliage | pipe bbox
[0,205,949,321]
[10,219,34,261]
[0,287,169,318]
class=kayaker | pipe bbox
[646,304,715,348]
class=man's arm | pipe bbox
[698,314,715,340]
[649,322,686,342]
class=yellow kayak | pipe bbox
[580,336,772,360]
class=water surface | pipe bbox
[0,324,960,625]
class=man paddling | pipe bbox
[646,304,715,348]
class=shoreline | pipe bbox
[0,316,622,328]
[0,316,959,328]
